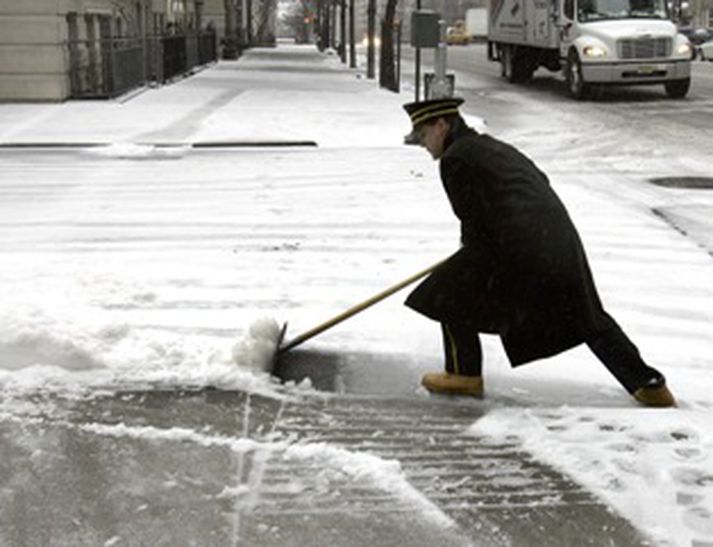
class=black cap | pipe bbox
[403,97,465,129]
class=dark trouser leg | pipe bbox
[585,321,665,394]
[442,323,482,377]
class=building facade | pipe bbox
[0,0,213,102]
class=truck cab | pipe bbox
[559,0,693,98]
[487,0,694,98]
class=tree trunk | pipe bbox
[349,0,356,67]
[366,0,376,78]
[379,0,398,91]
[339,0,346,62]
[223,0,238,59]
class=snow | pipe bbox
[231,317,282,372]
[1,43,713,545]
[470,407,713,544]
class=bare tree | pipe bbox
[281,0,316,43]
[223,0,239,57]
[379,0,399,91]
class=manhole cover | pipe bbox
[649,177,713,189]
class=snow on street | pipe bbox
[1,44,713,546]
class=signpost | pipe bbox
[410,10,454,100]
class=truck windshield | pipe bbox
[577,0,668,21]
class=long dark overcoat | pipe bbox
[405,124,615,366]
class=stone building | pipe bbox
[0,0,208,102]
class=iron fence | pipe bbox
[161,35,188,82]
[198,32,217,65]
[68,31,217,99]
[110,39,144,97]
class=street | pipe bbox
[401,43,713,136]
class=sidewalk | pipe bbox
[1,44,712,546]
[0,47,409,148]
[0,388,649,547]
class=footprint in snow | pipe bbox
[671,468,713,489]
[604,442,638,454]
[631,426,700,444]
[671,466,713,538]
[673,446,707,462]
[611,457,641,476]
[676,491,705,506]
[598,422,629,433]
[682,506,713,536]
[532,410,567,421]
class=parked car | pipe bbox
[678,26,712,45]
[677,27,711,60]
[446,21,470,45]
[700,40,713,61]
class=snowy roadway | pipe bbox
[1,45,713,546]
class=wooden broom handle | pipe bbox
[278,259,445,354]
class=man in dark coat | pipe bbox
[403,97,675,407]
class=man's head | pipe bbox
[403,97,465,160]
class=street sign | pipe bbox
[411,11,440,48]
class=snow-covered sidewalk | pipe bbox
[1,44,713,546]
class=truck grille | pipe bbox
[618,37,672,59]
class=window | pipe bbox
[564,0,576,19]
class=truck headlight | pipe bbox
[677,42,692,56]
[583,45,607,58]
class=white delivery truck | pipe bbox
[487,0,693,98]
[466,8,488,40]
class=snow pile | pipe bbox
[87,142,190,159]
[0,260,286,395]
[231,318,282,373]
[0,306,114,372]
[0,302,284,397]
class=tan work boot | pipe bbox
[633,385,676,408]
[421,372,484,397]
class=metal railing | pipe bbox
[68,31,217,99]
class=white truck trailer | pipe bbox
[466,8,488,40]
[487,0,693,98]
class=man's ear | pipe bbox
[436,117,449,135]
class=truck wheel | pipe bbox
[501,45,528,83]
[664,78,690,99]
[566,52,589,100]
[501,46,517,83]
